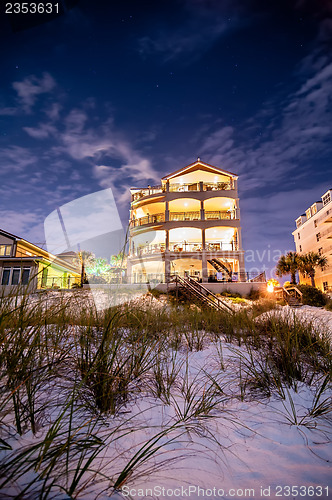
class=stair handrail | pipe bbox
[186,276,234,312]
[274,286,303,304]
[284,286,303,298]
[170,275,233,313]
[208,258,233,279]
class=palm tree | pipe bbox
[275,251,300,284]
[74,251,95,286]
[298,251,328,287]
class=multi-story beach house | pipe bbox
[292,189,332,292]
[127,159,246,283]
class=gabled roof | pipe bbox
[161,160,237,181]
[0,228,20,241]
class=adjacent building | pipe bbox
[292,189,332,292]
[127,159,246,283]
[0,229,80,293]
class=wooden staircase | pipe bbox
[286,295,302,307]
[170,275,234,313]
[274,286,303,307]
[207,258,232,280]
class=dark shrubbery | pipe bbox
[220,290,242,298]
[87,276,107,284]
[297,284,327,307]
[247,287,260,300]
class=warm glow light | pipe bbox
[267,278,280,293]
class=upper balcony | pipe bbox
[131,210,238,228]
[131,180,235,202]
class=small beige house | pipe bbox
[0,229,80,294]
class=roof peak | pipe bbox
[161,159,237,180]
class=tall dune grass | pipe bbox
[0,288,331,497]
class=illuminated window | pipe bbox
[41,267,48,287]
[311,205,317,215]
[0,245,12,256]
[305,208,311,219]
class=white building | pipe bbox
[127,160,246,283]
[292,189,332,292]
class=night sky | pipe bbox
[0,0,331,278]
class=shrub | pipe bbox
[88,276,107,284]
[297,284,327,307]
[220,290,242,298]
[247,287,260,300]
[324,299,332,311]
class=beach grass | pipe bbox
[0,288,331,498]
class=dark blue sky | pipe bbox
[0,0,331,276]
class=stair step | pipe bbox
[287,297,301,307]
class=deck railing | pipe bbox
[132,181,234,200]
[131,241,238,255]
[169,211,200,221]
[131,213,165,227]
[132,186,165,201]
[132,210,237,227]
[205,210,235,220]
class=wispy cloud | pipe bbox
[18,89,159,217]
[0,209,45,244]
[0,146,38,173]
[23,123,57,139]
[137,0,243,62]
[199,44,332,192]
[12,72,56,113]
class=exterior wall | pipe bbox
[292,189,332,292]
[0,231,81,294]
[36,261,80,289]
[0,260,39,296]
[0,234,16,257]
[128,161,247,283]
[155,281,266,295]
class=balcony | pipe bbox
[131,213,165,227]
[132,181,235,201]
[169,182,199,192]
[202,181,233,191]
[132,185,165,201]
[132,241,238,256]
[205,211,236,220]
[133,244,166,256]
[132,210,237,227]
[169,181,233,192]
[169,241,238,252]
[170,242,202,252]
[169,211,200,221]
[206,242,238,251]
